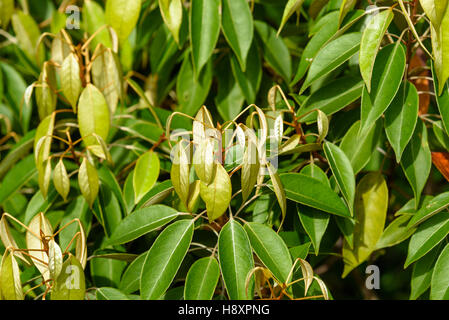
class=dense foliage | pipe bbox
[0,0,449,300]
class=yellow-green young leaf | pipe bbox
[38,159,52,199]
[186,180,201,212]
[342,172,388,278]
[91,45,124,115]
[54,160,70,201]
[359,9,394,92]
[133,151,160,204]
[0,250,24,300]
[83,0,112,49]
[78,84,110,157]
[170,142,191,206]
[26,213,53,281]
[48,239,63,280]
[51,254,86,300]
[35,62,57,120]
[431,7,449,95]
[75,221,88,269]
[11,11,45,65]
[278,0,305,36]
[61,53,82,112]
[241,141,260,203]
[419,0,448,29]
[106,0,141,43]
[267,162,287,220]
[200,163,232,221]
[0,0,14,29]
[0,216,28,264]
[193,138,216,185]
[158,0,183,44]
[316,110,329,142]
[78,158,100,207]
[51,32,72,66]
[339,0,357,25]
[34,113,54,168]
[192,106,214,145]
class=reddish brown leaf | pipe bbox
[432,152,449,182]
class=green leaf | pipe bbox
[254,20,292,82]
[401,120,431,207]
[410,243,442,300]
[96,287,130,300]
[324,142,355,214]
[291,11,339,85]
[384,81,419,162]
[190,0,220,75]
[184,256,220,300]
[177,54,213,116]
[106,0,142,42]
[90,252,127,288]
[133,151,160,204]
[244,222,292,284]
[83,0,112,49]
[221,0,254,71]
[214,58,245,121]
[53,160,70,201]
[405,210,449,268]
[360,42,406,136]
[340,120,382,174]
[407,192,449,228]
[430,242,449,299]
[0,0,14,29]
[78,84,110,156]
[0,250,23,300]
[230,42,262,104]
[200,163,232,221]
[433,62,449,135]
[141,219,194,300]
[61,53,82,112]
[218,219,255,300]
[278,0,305,35]
[0,155,37,205]
[359,9,394,91]
[107,205,179,245]
[300,32,362,93]
[51,255,86,300]
[158,0,183,44]
[11,11,44,66]
[433,121,449,151]
[297,204,329,255]
[430,7,449,95]
[298,76,363,123]
[342,172,388,277]
[119,252,147,294]
[278,173,351,218]
[78,158,99,208]
[375,214,416,250]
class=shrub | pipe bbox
[0,0,448,300]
